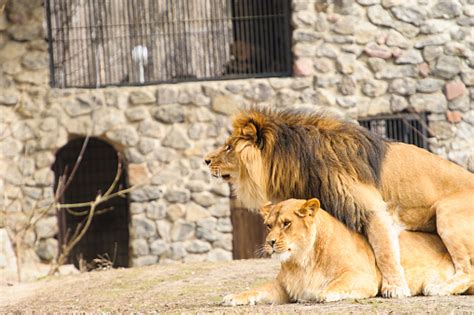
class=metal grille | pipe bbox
[52,137,130,269]
[46,0,292,88]
[358,113,430,150]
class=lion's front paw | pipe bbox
[423,284,450,296]
[381,282,411,298]
[222,291,259,306]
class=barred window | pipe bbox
[46,0,292,88]
[358,113,430,150]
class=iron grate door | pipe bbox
[53,137,130,269]
[358,113,430,150]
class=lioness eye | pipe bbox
[283,221,291,228]
[225,144,232,152]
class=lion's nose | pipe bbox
[268,239,276,247]
[204,159,211,165]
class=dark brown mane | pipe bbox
[238,107,388,232]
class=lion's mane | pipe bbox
[231,107,388,232]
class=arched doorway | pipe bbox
[52,137,130,269]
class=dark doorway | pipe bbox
[52,137,130,269]
[230,192,267,259]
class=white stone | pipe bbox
[0,229,17,271]
[35,216,57,239]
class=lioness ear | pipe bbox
[259,201,272,219]
[241,118,264,149]
[295,198,321,217]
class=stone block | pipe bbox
[444,81,466,100]
[152,104,185,124]
[293,58,314,76]
[171,220,195,242]
[162,127,191,150]
[150,239,169,256]
[129,91,156,105]
[131,239,149,256]
[211,94,242,116]
[185,203,211,222]
[128,163,151,186]
[131,215,157,238]
[186,240,212,254]
[35,216,57,239]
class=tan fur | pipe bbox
[222,199,474,306]
[206,109,474,298]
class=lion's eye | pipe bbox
[283,221,291,229]
[225,145,232,152]
[266,224,272,230]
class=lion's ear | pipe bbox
[295,198,320,217]
[241,118,264,149]
[259,201,272,218]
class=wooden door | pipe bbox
[230,195,267,259]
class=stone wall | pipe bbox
[0,0,473,270]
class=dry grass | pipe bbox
[1,259,473,314]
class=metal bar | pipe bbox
[45,0,56,87]
[185,0,194,77]
[283,0,292,73]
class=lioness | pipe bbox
[205,108,474,297]
[223,199,474,306]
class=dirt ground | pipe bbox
[1,259,473,314]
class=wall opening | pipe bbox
[358,112,430,150]
[52,137,130,269]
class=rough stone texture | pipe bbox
[150,239,169,256]
[2,0,473,268]
[395,49,423,64]
[186,240,212,254]
[432,56,462,79]
[417,78,445,93]
[389,78,417,95]
[153,105,185,124]
[35,238,58,262]
[0,229,17,271]
[132,216,157,239]
[409,93,448,113]
[131,239,150,257]
[445,81,466,100]
[35,216,57,239]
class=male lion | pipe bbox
[205,108,474,298]
[223,199,474,305]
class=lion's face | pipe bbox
[204,141,239,183]
[260,198,320,263]
[204,116,270,209]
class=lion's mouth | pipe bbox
[211,169,232,181]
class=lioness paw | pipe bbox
[222,292,258,306]
[381,283,411,298]
[318,292,343,303]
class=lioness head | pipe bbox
[260,198,320,263]
[204,113,269,209]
